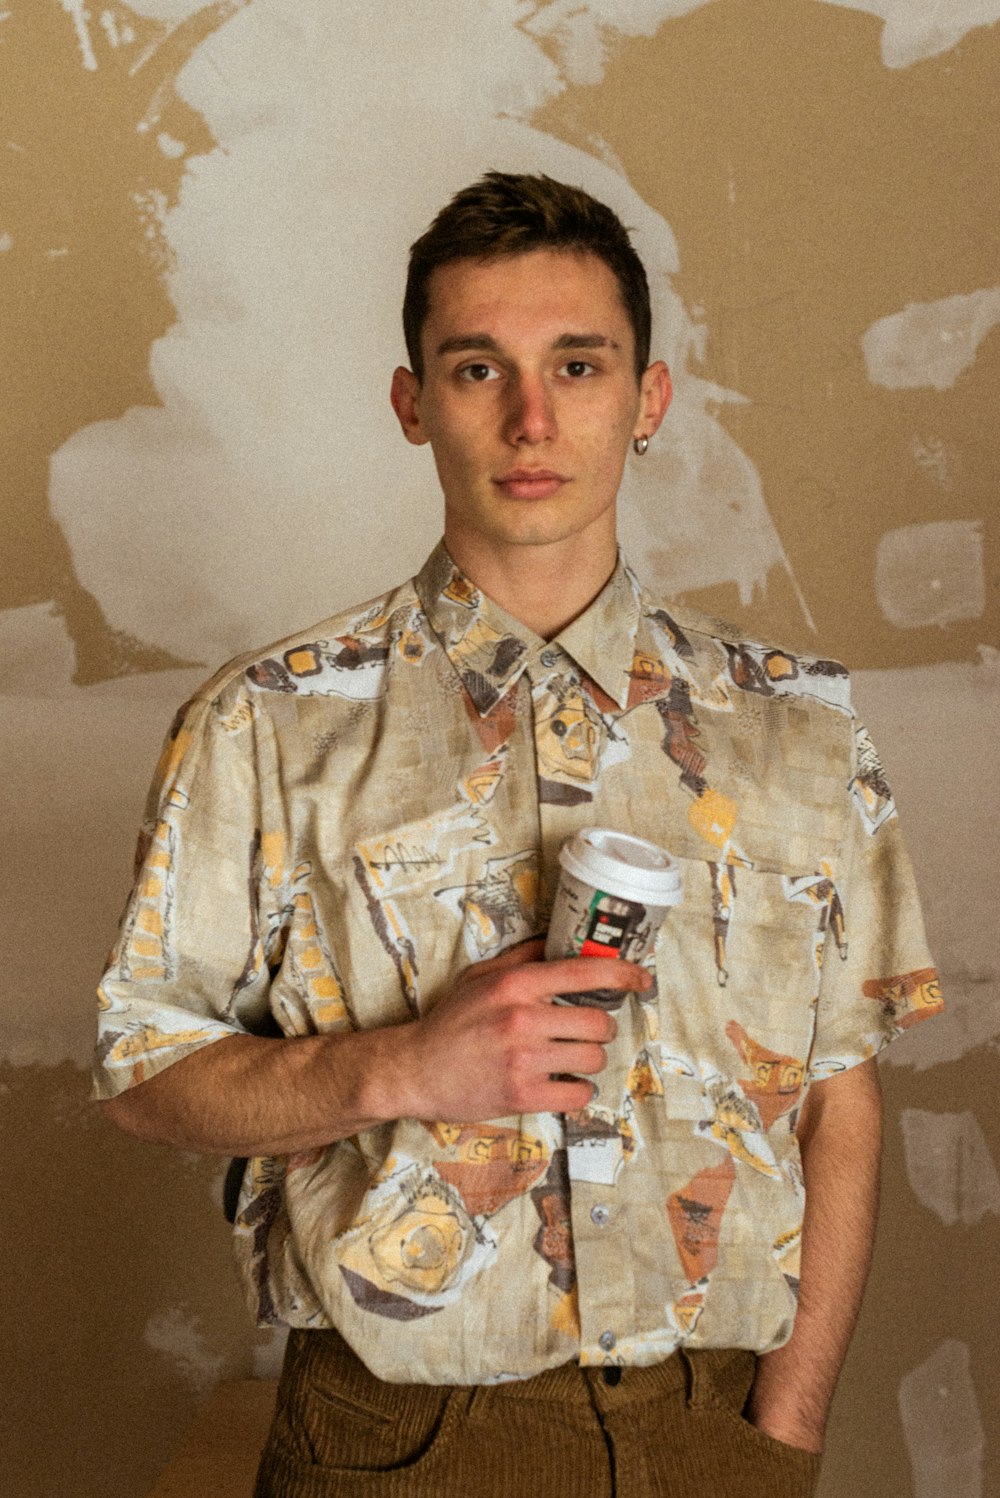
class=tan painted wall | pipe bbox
[1,3,997,1495]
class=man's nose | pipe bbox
[504,373,556,445]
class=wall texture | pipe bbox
[1,3,997,1495]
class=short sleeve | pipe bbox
[809,720,943,1078]
[93,685,272,1100]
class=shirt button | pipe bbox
[590,1205,610,1227]
[540,649,558,668]
[599,1330,616,1352]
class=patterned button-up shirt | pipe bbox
[95,543,941,1383]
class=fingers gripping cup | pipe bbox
[544,828,683,1010]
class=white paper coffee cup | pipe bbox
[544,828,683,1010]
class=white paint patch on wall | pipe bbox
[900,1110,1000,1227]
[157,130,186,159]
[525,0,720,85]
[851,654,1000,1072]
[617,380,813,621]
[862,288,1000,391]
[59,0,99,71]
[912,435,960,492]
[814,0,1000,68]
[898,1341,984,1498]
[125,0,209,18]
[48,0,799,671]
[144,1306,226,1392]
[99,8,136,47]
[875,520,985,629]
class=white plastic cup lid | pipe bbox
[558,827,683,906]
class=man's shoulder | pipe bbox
[185,574,422,712]
[634,581,854,716]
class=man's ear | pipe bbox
[390,366,429,446]
[639,360,672,438]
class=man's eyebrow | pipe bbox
[434,332,620,357]
[551,333,620,352]
[435,334,502,356]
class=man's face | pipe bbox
[391,249,671,564]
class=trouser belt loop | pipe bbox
[677,1346,710,1410]
[465,1384,489,1419]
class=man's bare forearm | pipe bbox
[746,1058,883,1453]
[98,1025,417,1155]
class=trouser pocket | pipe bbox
[266,1328,464,1477]
[676,1347,822,1498]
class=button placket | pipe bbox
[528,653,637,1364]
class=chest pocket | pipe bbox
[341,794,543,1021]
[650,856,840,1125]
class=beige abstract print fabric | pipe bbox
[94,543,941,1383]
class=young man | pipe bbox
[96,173,942,1497]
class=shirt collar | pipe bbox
[414,541,643,716]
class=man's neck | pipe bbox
[443,532,619,640]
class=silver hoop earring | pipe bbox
[632,435,649,456]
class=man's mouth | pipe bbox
[493,468,569,500]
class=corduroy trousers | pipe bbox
[253,1328,822,1498]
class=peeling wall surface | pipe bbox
[1,3,997,1495]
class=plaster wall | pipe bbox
[1,4,997,1495]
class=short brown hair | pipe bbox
[402,171,652,382]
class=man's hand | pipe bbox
[393,938,651,1121]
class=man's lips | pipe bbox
[493,468,569,500]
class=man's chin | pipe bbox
[445,495,618,558]
[488,505,611,550]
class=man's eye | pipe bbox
[459,363,499,382]
[561,360,595,378]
